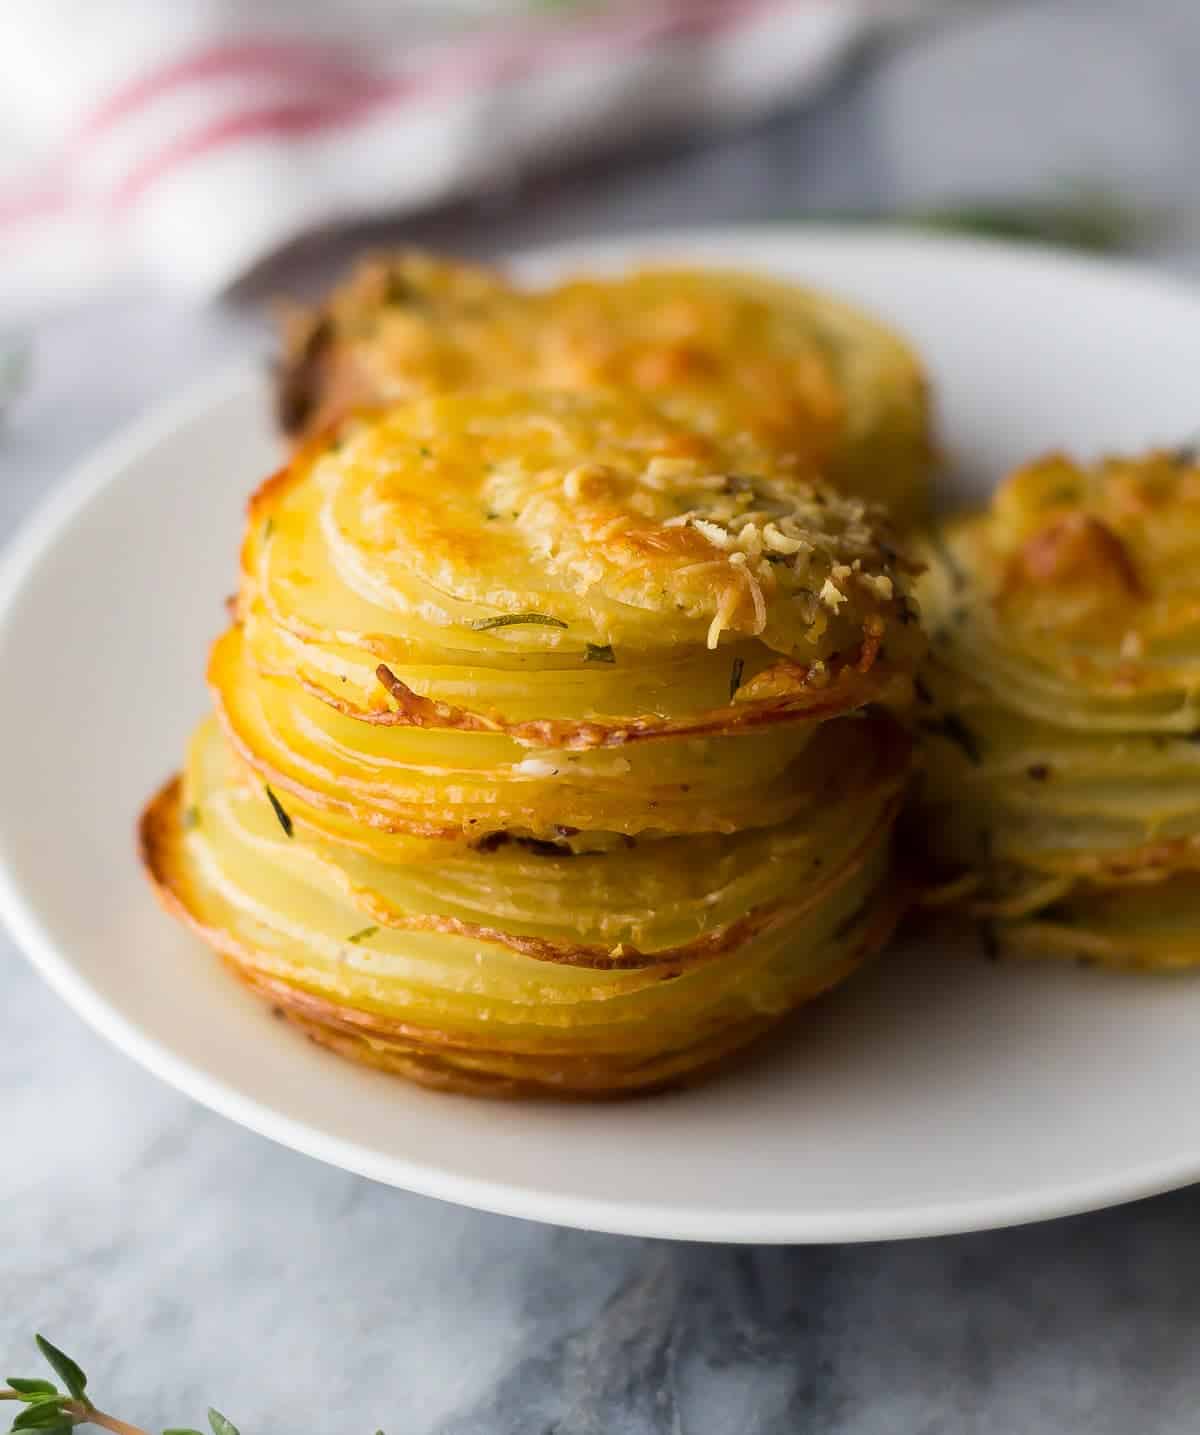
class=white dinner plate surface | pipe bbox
[4,228,1200,1243]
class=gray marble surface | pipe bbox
[6,4,1200,1431]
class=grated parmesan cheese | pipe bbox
[820,578,847,612]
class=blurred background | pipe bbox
[4,0,1200,462]
[8,3,1200,1432]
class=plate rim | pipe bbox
[5,225,1200,1243]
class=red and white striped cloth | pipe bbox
[0,0,932,311]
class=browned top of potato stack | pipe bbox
[241,388,924,753]
[275,252,932,524]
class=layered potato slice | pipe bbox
[230,388,924,849]
[141,714,909,1096]
[275,252,933,523]
[914,449,1200,966]
[143,388,922,1096]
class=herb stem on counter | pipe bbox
[2,1333,391,1435]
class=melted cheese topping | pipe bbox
[312,389,914,659]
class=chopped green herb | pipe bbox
[585,643,615,664]
[419,445,432,458]
[729,657,745,701]
[832,902,865,941]
[917,713,983,765]
[347,927,379,945]
[1039,902,1073,923]
[182,805,200,831]
[928,530,968,593]
[468,613,568,631]
[1043,485,1078,506]
[264,785,294,838]
[262,517,274,540]
[384,273,416,305]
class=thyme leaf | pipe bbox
[264,785,294,838]
[33,1338,88,1408]
[468,613,568,631]
[917,713,982,765]
[729,657,745,701]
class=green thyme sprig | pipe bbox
[798,186,1159,255]
[2,1333,223,1434]
[2,1336,388,1435]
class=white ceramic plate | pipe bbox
[4,229,1200,1244]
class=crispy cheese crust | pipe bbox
[275,253,933,524]
[912,448,1200,966]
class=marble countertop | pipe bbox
[6,4,1200,1431]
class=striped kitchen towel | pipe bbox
[0,0,935,311]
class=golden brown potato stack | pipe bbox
[913,448,1200,967]
[143,388,923,1096]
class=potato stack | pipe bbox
[914,449,1200,968]
[276,253,932,525]
[142,385,924,1096]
